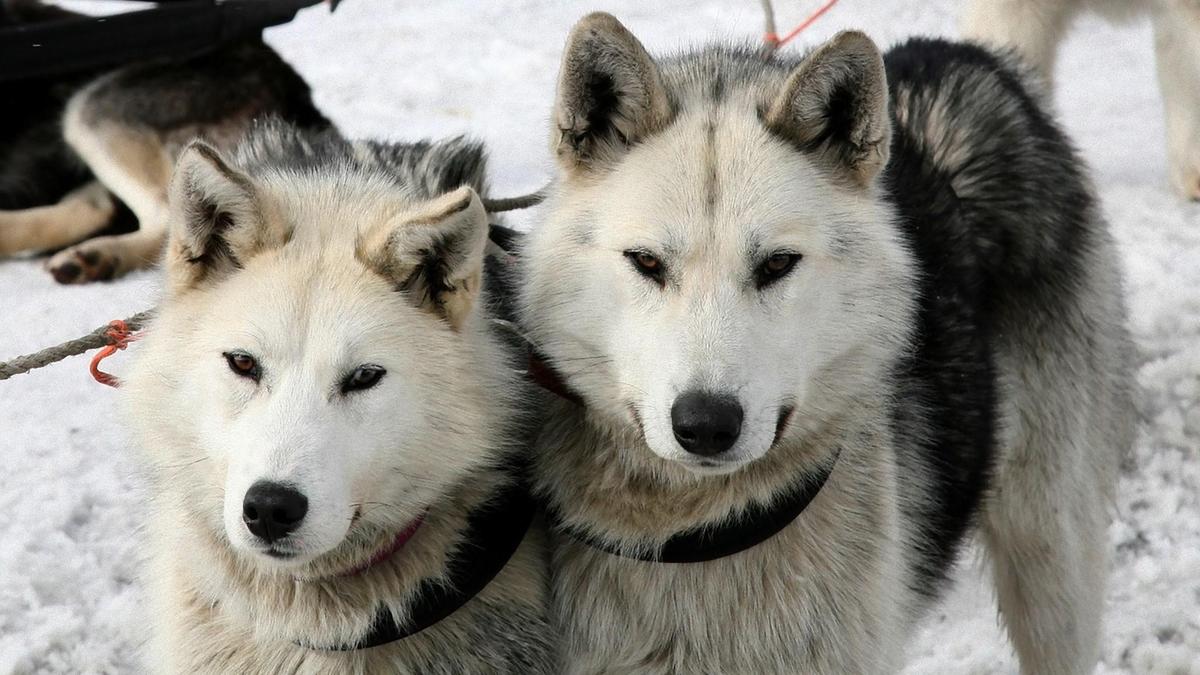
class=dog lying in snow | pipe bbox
[0,0,330,283]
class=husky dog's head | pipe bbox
[522,15,915,477]
[125,126,512,572]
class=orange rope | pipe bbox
[764,0,840,49]
[88,319,140,388]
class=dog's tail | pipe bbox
[884,38,1101,292]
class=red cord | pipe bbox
[89,320,139,388]
[764,0,840,49]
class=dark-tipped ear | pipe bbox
[553,12,671,174]
[166,141,275,290]
[765,31,891,187]
[357,186,489,330]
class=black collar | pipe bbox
[307,471,535,651]
[551,450,839,564]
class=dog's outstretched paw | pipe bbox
[46,246,120,284]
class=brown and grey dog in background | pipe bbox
[964,0,1200,199]
[521,12,1132,674]
[0,0,329,283]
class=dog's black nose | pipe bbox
[242,481,308,543]
[671,391,744,456]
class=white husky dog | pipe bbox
[520,13,1133,674]
[122,124,556,673]
[965,0,1200,199]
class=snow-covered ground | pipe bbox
[1,1,1197,672]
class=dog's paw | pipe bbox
[46,246,120,284]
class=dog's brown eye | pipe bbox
[224,352,260,381]
[765,254,793,274]
[756,252,802,289]
[624,250,666,285]
[342,364,386,394]
[634,252,659,270]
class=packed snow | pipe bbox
[1,1,1197,672]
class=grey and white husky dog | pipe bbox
[122,124,556,673]
[519,13,1134,674]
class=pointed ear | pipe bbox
[165,141,280,290]
[357,186,489,331]
[764,31,891,187]
[553,12,671,174]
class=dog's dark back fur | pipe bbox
[233,120,488,201]
[0,76,92,209]
[79,38,328,135]
[0,2,94,209]
[883,38,1102,594]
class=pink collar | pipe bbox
[340,514,426,577]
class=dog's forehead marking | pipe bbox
[702,115,720,218]
[652,110,806,254]
[583,84,863,267]
[705,68,727,103]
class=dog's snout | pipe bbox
[671,391,743,456]
[242,481,308,543]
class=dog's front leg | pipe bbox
[1153,0,1200,200]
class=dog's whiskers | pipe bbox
[155,456,211,473]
